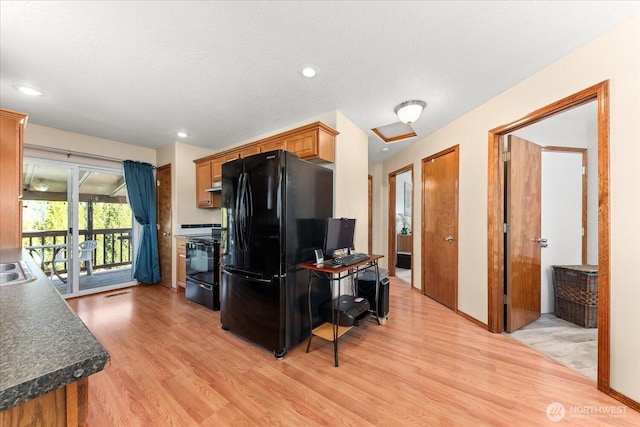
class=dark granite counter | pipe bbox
[0,248,109,411]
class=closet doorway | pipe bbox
[487,81,609,391]
[388,165,413,284]
[503,102,597,381]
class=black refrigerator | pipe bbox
[220,150,333,358]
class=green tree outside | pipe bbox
[23,200,133,272]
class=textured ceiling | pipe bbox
[1,1,638,163]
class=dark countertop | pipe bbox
[0,248,109,411]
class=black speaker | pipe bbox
[357,277,390,318]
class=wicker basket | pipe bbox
[552,265,598,328]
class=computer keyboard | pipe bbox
[333,253,369,266]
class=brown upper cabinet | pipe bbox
[195,161,215,208]
[0,109,27,249]
[211,152,240,183]
[239,145,261,159]
[194,122,338,208]
[259,138,286,153]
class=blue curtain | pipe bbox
[123,160,161,284]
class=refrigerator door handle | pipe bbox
[239,173,246,251]
[234,173,244,251]
[243,173,253,251]
[236,172,251,253]
[234,172,251,253]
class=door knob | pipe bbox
[533,237,548,248]
[163,232,171,236]
[444,236,455,242]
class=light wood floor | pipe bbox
[67,279,640,426]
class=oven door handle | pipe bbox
[186,277,215,289]
[198,283,213,291]
[223,267,272,284]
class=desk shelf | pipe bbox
[302,254,384,367]
[312,322,352,342]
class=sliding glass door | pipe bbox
[22,158,135,297]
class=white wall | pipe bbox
[24,123,156,166]
[157,141,219,288]
[334,111,369,252]
[174,142,221,226]
[540,151,584,313]
[380,14,640,400]
[369,162,387,262]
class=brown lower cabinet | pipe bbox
[0,378,88,427]
[176,236,187,288]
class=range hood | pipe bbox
[205,182,222,192]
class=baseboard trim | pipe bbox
[457,310,488,329]
[608,388,640,414]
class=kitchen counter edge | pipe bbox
[0,248,110,411]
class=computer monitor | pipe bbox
[323,218,355,257]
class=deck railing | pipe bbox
[22,228,133,275]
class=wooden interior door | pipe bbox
[368,175,373,255]
[156,164,172,289]
[505,136,542,332]
[422,147,459,310]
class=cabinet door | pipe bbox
[0,110,27,249]
[239,146,260,158]
[284,130,317,159]
[176,237,187,288]
[196,161,214,208]
[212,153,239,182]
[260,139,286,153]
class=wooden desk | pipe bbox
[301,254,384,367]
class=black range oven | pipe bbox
[185,236,221,310]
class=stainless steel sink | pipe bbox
[0,261,36,286]
[0,263,17,272]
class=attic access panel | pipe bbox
[372,121,417,143]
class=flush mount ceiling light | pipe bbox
[299,65,318,78]
[394,100,426,124]
[16,85,44,96]
[32,180,49,192]
[177,131,188,138]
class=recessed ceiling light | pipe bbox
[177,131,188,138]
[16,86,44,96]
[300,65,318,78]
